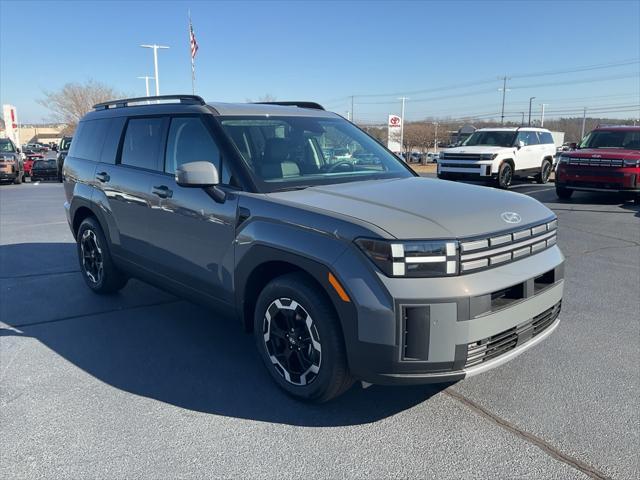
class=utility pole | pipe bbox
[432,122,439,153]
[581,107,587,138]
[137,76,155,97]
[528,97,536,126]
[398,97,408,156]
[140,44,170,96]
[350,96,355,123]
[520,112,525,126]
[498,76,511,125]
[540,103,547,127]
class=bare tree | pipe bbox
[245,93,277,103]
[38,79,123,132]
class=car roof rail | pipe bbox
[93,94,206,110]
[253,101,325,110]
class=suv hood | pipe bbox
[443,145,513,154]
[563,148,640,160]
[268,177,554,239]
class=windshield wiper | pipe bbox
[272,185,311,192]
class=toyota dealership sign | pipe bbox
[2,105,20,148]
[387,114,402,153]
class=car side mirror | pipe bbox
[517,140,525,149]
[569,142,578,150]
[16,148,21,153]
[175,161,226,203]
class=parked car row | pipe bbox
[0,137,68,184]
[436,125,639,203]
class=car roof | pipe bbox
[593,125,640,131]
[83,96,339,120]
[476,127,550,132]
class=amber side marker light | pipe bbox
[328,272,351,303]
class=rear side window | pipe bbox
[538,132,554,144]
[120,117,166,170]
[165,117,221,174]
[69,119,110,161]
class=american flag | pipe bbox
[189,21,198,59]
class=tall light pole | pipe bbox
[398,97,408,156]
[350,96,355,123]
[540,103,548,127]
[432,122,439,153]
[528,96,536,126]
[520,112,525,126]
[581,107,587,138]
[498,75,511,125]
[137,76,155,97]
[140,44,169,96]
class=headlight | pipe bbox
[557,155,569,164]
[355,238,458,277]
[623,159,640,167]
[480,153,498,160]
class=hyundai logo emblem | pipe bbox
[501,212,522,224]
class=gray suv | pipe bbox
[63,95,565,402]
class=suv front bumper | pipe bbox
[556,165,640,193]
[333,245,564,385]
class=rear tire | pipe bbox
[76,217,128,294]
[496,162,513,189]
[556,185,573,199]
[536,159,552,184]
[253,272,353,402]
[13,173,22,185]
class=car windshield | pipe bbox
[60,137,72,150]
[0,140,15,152]
[219,116,412,192]
[579,130,640,150]
[463,131,516,147]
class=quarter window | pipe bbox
[69,119,111,161]
[165,117,221,174]
[121,117,165,170]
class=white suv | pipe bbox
[437,128,556,188]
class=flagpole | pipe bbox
[189,9,195,95]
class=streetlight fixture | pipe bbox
[136,76,155,97]
[140,44,170,96]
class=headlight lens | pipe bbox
[480,153,498,160]
[558,155,569,164]
[355,238,458,277]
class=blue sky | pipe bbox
[1,0,639,123]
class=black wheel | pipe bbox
[556,185,573,199]
[536,159,552,184]
[496,162,513,189]
[254,273,353,402]
[13,173,22,185]
[76,217,128,294]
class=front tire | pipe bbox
[13,173,22,184]
[254,273,353,402]
[556,185,573,199]
[536,159,552,184]
[76,217,128,294]
[496,162,513,189]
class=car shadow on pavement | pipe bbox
[1,242,449,427]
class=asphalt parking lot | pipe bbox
[1,179,638,479]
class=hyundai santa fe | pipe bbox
[63,95,565,402]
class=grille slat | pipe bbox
[463,301,561,369]
[460,220,557,273]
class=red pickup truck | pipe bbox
[556,126,640,203]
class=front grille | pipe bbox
[465,301,561,368]
[441,163,480,169]
[459,219,557,273]
[565,157,624,167]
[441,153,482,161]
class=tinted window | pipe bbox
[99,117,126,164]
[121,117,165,170]
[463,131,515,147]
[165,117,220,174]
[0,139,16,152]
[539,132,554,144]
[69,119,110,161]
[59,137,72,151]
[516,131,539,146]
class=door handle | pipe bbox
[96,171,110,183]
[152,185,173,199]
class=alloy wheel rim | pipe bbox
[501,165,512,186]
[80,229,103,284]
[542,163,551,182]
[262,298,322,386]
